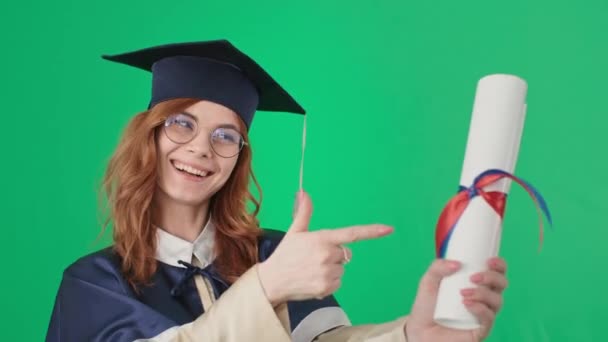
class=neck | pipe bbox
[152,191,210,242]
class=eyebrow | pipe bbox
[216,123,240,131]
[181,111,241,131]
[179,111,198,121]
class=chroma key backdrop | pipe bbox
[1,0,606,340]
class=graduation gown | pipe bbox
[46,223,407,342]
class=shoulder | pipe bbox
[257,228,286,261]
[61,246,131,294]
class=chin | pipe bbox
[179,183,215,201]
[156,184,210,206]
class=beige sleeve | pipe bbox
[313,316,408,342]
[135,264,292,342]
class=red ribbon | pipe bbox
[435,170,551,258]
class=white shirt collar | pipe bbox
[155,219,216,268]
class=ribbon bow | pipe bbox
[171,260,229,298]
[435,169,552,258]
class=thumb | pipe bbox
[418,259,461,296]
[288,190,312,234]
[407,259,461,338]
[412,259,461,318]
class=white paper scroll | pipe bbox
[433,74,528,330]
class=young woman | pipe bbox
[46,40,508,342]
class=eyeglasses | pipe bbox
[163,113,248,158]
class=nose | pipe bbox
[185,129,213,158]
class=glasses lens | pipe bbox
[164,113,197,143]
[211,127,244,157]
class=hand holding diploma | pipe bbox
[405,257,508,341]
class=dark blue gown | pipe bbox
[46,229,342,341]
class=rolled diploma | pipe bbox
[433,74,528,329]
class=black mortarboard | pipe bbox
[102,39,305,128]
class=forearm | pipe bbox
[136,265,291,342]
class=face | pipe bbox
[155,100,245,207]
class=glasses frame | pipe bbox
[162,113,249,158]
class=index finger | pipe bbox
[320,225,394,244]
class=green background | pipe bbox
[2,0,606,340]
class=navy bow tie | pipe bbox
[171,260,229,299]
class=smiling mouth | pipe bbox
[171,160,214,179]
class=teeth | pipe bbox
[173,161,209,177]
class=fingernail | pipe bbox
[491,259,505,270]
[379,226,394,234]
[461,288,474,297]
[462,299,474,306]
[471,273,483,283]
[447,261,460,270]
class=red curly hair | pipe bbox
[100,98,263,288]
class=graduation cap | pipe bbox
[102,39,306,129]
